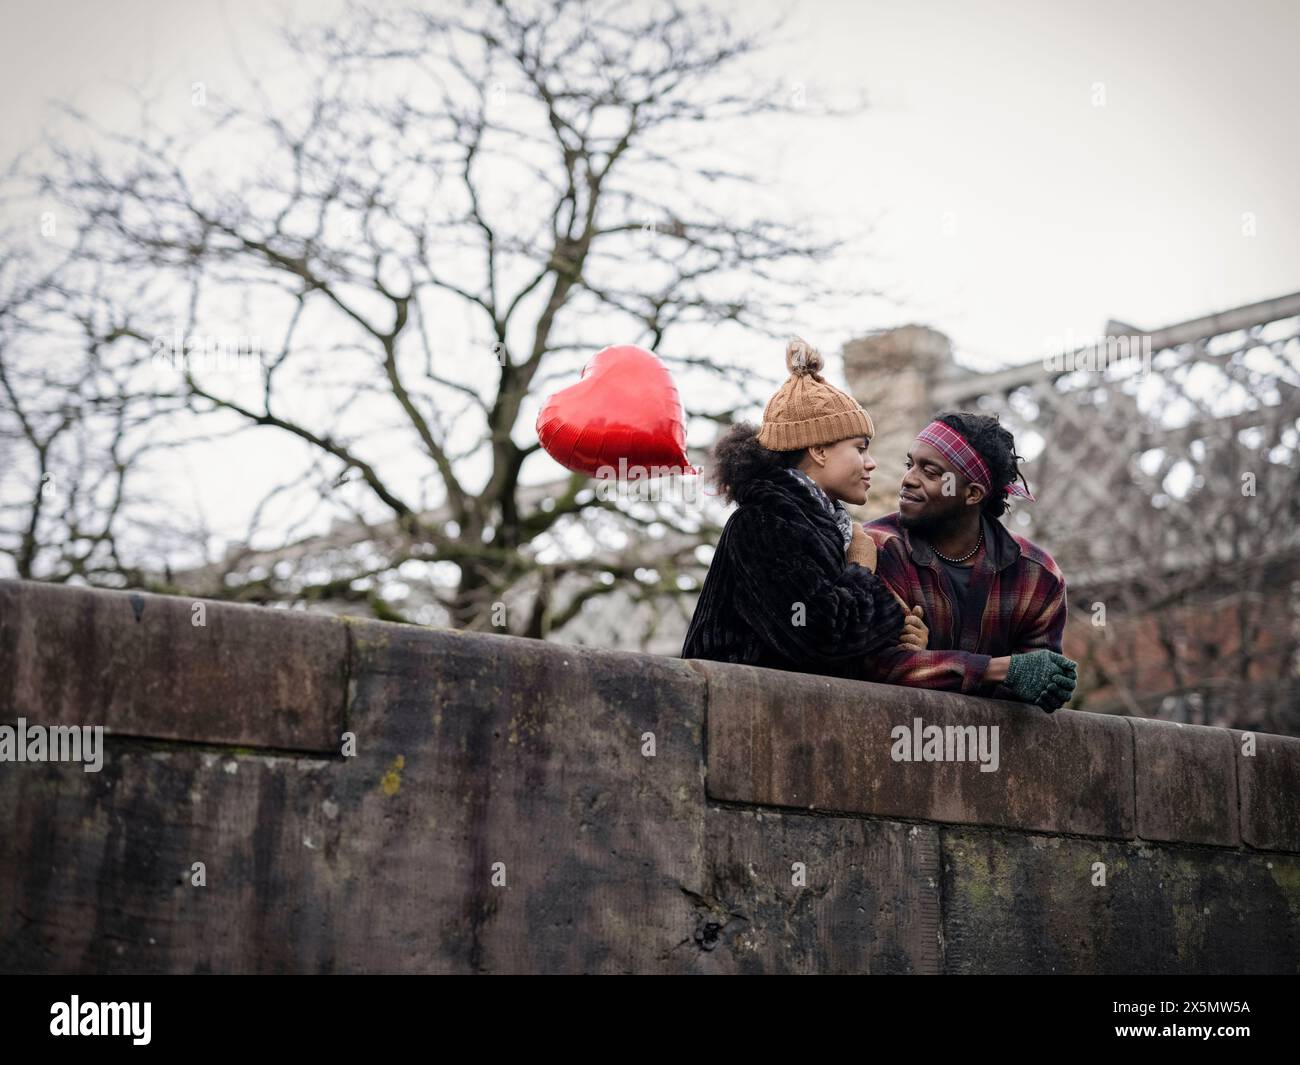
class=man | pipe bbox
[863,412,1078,712]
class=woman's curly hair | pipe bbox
[708,421,805,505]
[934,411,1029,518]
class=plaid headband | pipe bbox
[915,420,1035,501]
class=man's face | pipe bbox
[898,439,978,531]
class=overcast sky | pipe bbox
[6,0,1297,368]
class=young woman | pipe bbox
[682,338,926,679]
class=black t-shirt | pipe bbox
[937,557,977,632]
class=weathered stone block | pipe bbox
[696,658,1134,839]
[1235,729,1300,853]
[1132,717,1239,847]
[0,580,348,752]
[941,827,1300,974]
[689,807,942,974]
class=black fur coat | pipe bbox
[681,465,904,680]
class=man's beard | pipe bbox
[899,508,949,540]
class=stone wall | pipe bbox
[1,579,1297,973]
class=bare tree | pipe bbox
[23,0,871,633]
[0,227,218,586]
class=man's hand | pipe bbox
[897,603,927,650]
[1003,649,1077,712]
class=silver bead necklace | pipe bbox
[932,529,983,564]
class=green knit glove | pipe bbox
[1004,650,1078,713]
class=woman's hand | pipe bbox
[897,603,927,650]
[846,524,877,571]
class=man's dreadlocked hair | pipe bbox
[934,411,1030,519]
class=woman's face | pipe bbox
[805,435,876,506]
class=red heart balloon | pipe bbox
[536,345,695,477]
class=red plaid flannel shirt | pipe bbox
[862,512,1067,696]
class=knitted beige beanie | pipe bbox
[755,338,876,450]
